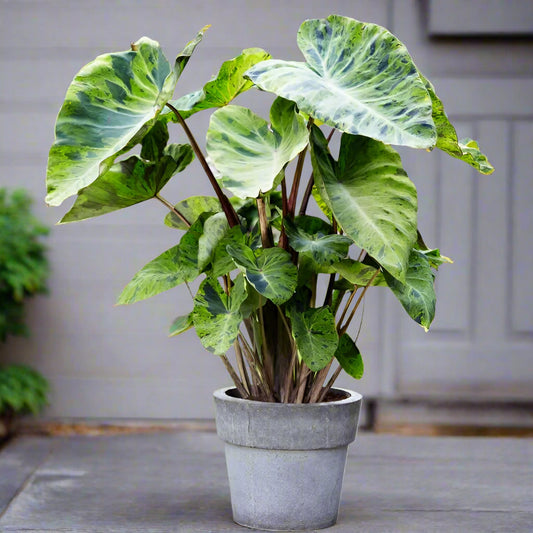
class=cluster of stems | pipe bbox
[159,106,376,403]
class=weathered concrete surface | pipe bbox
[0,432,532,532]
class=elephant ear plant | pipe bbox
[46,15,493,404]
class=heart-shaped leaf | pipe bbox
[117,216,203,304]
[226,243,297,305]
[192,274,247,355]
[60,144,193,223]
[284,215,352,265]
[287,306,338,372]
[46,29,206,206]
[311,126,418,282]
[334,333,364,379]
[246,15,436,148]
[384,249,436,331]
[206,98,309,198]
[164,47,271,120]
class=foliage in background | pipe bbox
[45,15,493,403]
[0,188,50,420]
[0,365,49,416]
[0,188,49,341]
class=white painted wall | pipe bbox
[1,0,532,418]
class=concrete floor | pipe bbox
[0,431,532,532]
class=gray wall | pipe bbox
[1,0,532,418]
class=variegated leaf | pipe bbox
[226,242,297,305]
[117,216,203,304]
[287,306,338,372]
[164,47,271,120]
[192,274,247,355]
[206,98,308,198]
[46,29,206,206]
[310,126,418,282]
[60,145,193,223]
[384,249,436,331]
[284,215,352,265]
[421,74,494,174]
[246,15,436,148]
[334,333,364,379]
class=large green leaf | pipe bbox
[246,15,436,148]
[117,217,203,304]
[60,145,193,223]
[284,215,352,265]
[421,75,494,174]
[192,274,247,355]
[334,333,364,379]
[206,98,309,198]
[46,29,206,206]
[288,306,338,372]
[311,126,418,282]
[384,249,436,331]
[164,48,271,120]
[226,243,297,305]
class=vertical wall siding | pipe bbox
[398,103,533,398]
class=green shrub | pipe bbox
[0,365,49,415]
[0,188,49,341]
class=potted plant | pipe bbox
[45,15,492,530]
[0,188,50,440]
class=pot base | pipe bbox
[226,443,347,531]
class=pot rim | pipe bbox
[213,386,362,407]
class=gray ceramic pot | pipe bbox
[213,387,362,531]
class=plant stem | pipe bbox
[307,360,333,403]
[288,145,308,217]
[295,366,310,403]
[233,340,251,396]
[279,179,289,250]
[317,364,343,402]
[258,304,275,395]
[298,171,314,216]
[155,193,190,227]
[287,118,313,217]
[339,268,380,335]
[237,334,266,400]
[299,128,335,216]
[166,103,239,228]
[324,273,336,308]
[219,354,249,399]
[337,288,358,330]
[323,219,339,307]
[256,196,273,248]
